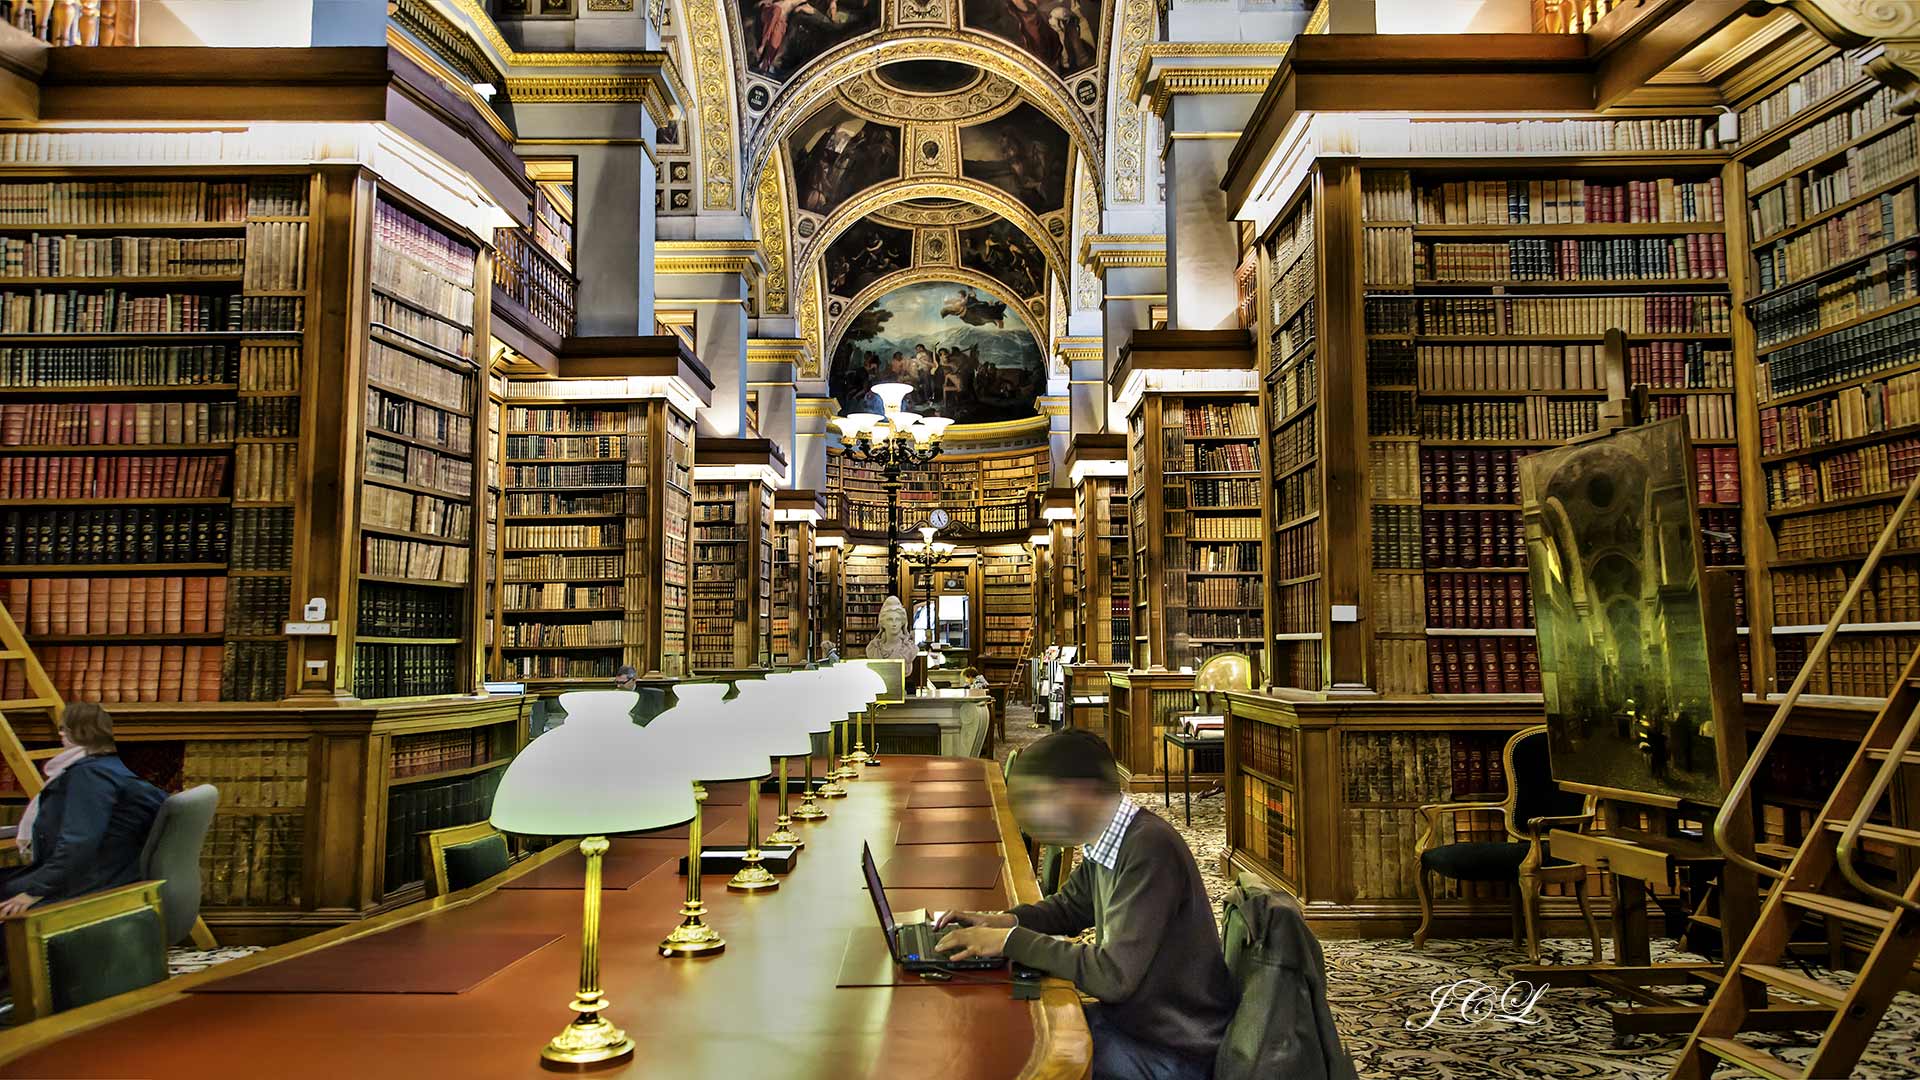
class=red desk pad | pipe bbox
[834,927,1013,989]
[905,759,989,780]
[500,848,676,890]
[874,854,1005,890]
[895,809,1001,845]
[906,782,992,809]
[192,923,560,995]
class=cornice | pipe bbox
[390,0,507,89]
[387,29,515,144]
[656,240,766,279]
[504,70,680,125]
[796,397,841,418]
[1131,43,1288,120]
[1079,233,1165,275]
[746,338,809,365]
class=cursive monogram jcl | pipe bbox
[1406,979,1549,1032]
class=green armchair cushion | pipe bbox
[44,905,168,1012]
[1421,841,1576,881]
[442,834,511,892]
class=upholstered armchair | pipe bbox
[1413,724,1601,963]
[420,821,513,897]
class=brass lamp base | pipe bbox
[766,814,803,847]
[660,906,726,957]
[791,793,829,820]
[540,1016,635,1071]
[727,859,779,892]
[817,777,849,799]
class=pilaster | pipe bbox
[656,238,765,438]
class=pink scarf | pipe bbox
[16,746,87,861]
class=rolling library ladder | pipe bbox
[0,602,217,949]
[1674,475,1920,1079]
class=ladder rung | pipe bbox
[1744,963,1845,1008]
[1824,819,1920,847]
[1689,913,1722,929]
[0,651,22,660]
[1698,1036,1798,1079]
[1754,842,1799,861]
[1865,748,1920,766]
[1782,890,1895,928]
[22,747,59,760]
[0,698,57,711]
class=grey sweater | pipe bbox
[1005,809,1236,1061]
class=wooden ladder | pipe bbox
[0,600,218,949]
[1672,475,1920,1079]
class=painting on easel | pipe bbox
[1519,417,1727,806]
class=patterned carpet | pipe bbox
[995,705,1920,1079]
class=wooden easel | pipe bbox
[1506,331,1804,1042]
[0,602,218,949]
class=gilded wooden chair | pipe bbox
[4,880,169,1023]
[420,821,511,898]
[1412,724,1601,963]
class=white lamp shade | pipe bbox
[491,717,695,836]
[782,670,841,735]
[845,412,883,433]
[556,690,638,723]
[917,416,954,437]
[647,682,775,782]
[727,676,812,757]
[892,410,922,428]
[871,382,912,413]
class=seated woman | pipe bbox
[0,703,165,917]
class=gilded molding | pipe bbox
[796,396,841,418]
[1112,0,1153,203]
[756,162,791,314]
[1304,0,1330,35]
[1079,232,1163,273]
[386,30,516,144]
[505,73,680,125]
[1139,65,1283,121]
[747,338,809,367]
[1764,0,1920,112]
[1072,158,1103,312]
[794,178,1067,297]
[655,239,764,277]
[874,201,996,227]
[681,0,740,209]
[799,271,823,379]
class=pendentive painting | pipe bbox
[828,280,1048,425]
[960,220,1046,298]
[1519,418,1729,806]
[961,0,1101,77]
[789,104,902,215]
[739,0,880,82]
[959,103,1070,216]
[825,220,913,298]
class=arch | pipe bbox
[742,31,1103,208]
[828,265,1044,356]
[794,177,1069,298]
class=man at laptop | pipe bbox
[935,730,1234,1080]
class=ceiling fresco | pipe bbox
[827,279,1049,425]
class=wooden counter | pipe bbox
[0,756,1090,1080]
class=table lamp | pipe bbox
[732,674,809,849]
[649,682,775,957]
[814,665,860,797]
[842,660,889,767]
[490,698,695,1069]
[787,669,840,822]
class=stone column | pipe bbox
[793,396,837,494]
[655,239,764,438]
[1084,234,1166,433]
[747,340,804,485]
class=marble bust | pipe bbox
[864,595,918,661]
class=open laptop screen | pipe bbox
[862,843,899,957]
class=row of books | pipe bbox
[0,180,250,225]
[1273,521,1319,580]
[1184,612,1258,639]
[1372,505,1426,570]
[1650,391,1739,442]
[1269,352,1317,426]
[1272,408,1317,475]
[1772,560,1920,625]
[357,581,462,638]
[354,641,459,699]
[234,442,296,503]
[1747,116,1914,201]
[1404,117,1722,154]
[0,343,233,387]
[511,553,621,581]
[1757,302,1920,400]
[1700,508,1745,566]
[237,397,298,440]
[202,811,306,908]
[1763,434,1920,510]
[503,491,623,517]
[1342,730,1511,804]
[382,766,502,893]
[0,400,235,447]
[390,728,502,780]
[1422,510,1525,568]
[42,643,225,702]
[1170,442,1257,473]
[242,220,307,293]
[224,640,288,702]
[505,434,623,459]
[1759,372,1920,458]
[1179,539,1261,572]
[1369,293,1733,336]
[1371,571,1424,634]
[503,582,624,610]
[1190,477,1261,507]
[1172,401,1258,437]
[1272,577,1319,634]
[367,388,474,454]
[1426,572,1532,630]
[501,620,623,647]
[1752,187,1917,294]
[505,406,627,433]
[504,462,624,489]
[1413,177,1724,226]
[1771,633,1920,700]
[502,523,620,548]
[1185,515,1263,541]
[367,340,474,413]
[361,537,469,583]
[1417,398,1598,442]
[1692,447,1743,506]
[1428,636,1542,695]
[1417,235,1726,283]
[1368,441,1418,501]
[1188,572,1261,609]
[0,505,230,565]
[362,485,470,543]
[5,574,227,635]
[0,452,227,499]
[365,438,473,500]
[0,234,246,279]
[374,199,478,293]
[231,506,293,571]
[1738,51,1867,144]
[1752,246,1917,348]
[239,343,297,393]
[1274,467,1319,523]
[500,653,622,679]
[1773,500,1920,562]
[227,577,288,637]
[0,288,240,334]
[1362,226,1414,285]
[370,308,471,362]
[1749,109,1909,233]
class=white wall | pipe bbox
[138,0,393,47]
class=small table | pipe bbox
[1161,731,1225,826]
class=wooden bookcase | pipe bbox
[841,544,891,653]
[1118,369,1266,677]
[1070,451,1132,666]
[1263,188,1329,692]
[1044,490,1076,650]
[979,542,1033,692]
[771,489,822,667]
[825,445,1049,536]
[689,439,780,672]
[815,528,845,658]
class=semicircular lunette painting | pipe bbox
[828,280,1048,425]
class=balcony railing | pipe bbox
[493,226,576,342]
[8,1,136,46]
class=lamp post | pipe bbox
[901,525,956,696]
[834,382,953,587]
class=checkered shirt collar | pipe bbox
[1081,797,1139,871]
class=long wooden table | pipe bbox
[0,756,1090,1079]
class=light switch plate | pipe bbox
[284,621,335,636]
[1331,605,1359,623]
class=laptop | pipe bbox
[862,842,1007,972]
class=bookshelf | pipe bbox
[841,544,891,653]
[825,446,1049,536]
[689,469,775,672]
[979,543,1033,694]
[1071,468,1131,666]
[814,533,842,661]
[1264,188,1325,691]
[771,491,821,667]
[0,173,309,703]
[1045,495,1076,650]
[1123,392,1267,675]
